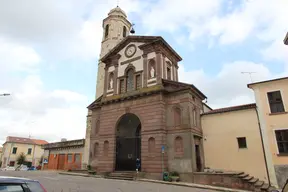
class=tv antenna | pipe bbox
[241,72,256,83]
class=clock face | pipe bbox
[125,45,136,58]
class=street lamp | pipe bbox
[0,93,10,96]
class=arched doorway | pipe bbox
[115,113,141,171]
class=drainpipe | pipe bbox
[255,107,271,186]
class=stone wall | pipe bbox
[275,165,288,188]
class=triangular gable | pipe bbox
[101,35,182,63]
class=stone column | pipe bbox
[156,52,163,84]
[103,66,109,97]
[142,54,148,87]
[113,63,118,95]
[175,64,179,81]
[190,134,197,172]
[172,65,175,81]
[162,54,166,79]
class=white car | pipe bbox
[15,165,28,171]
[1,166,16,171]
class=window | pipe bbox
[173,107,181,126]
[27,148,32,155]
[268,91,285,113]
[237,137,247,149]
[105,24,109,38]
[126,69,134,92]
[12,147,17,154]
[119,79,125,94]
[136,74,141,90]
[167,67,171,80]
[9,161,15,166]
[275,129,288,154]
[75,154,81,162]
[123,26,127,37]
[67,154,73,163]
[0,184,24,192]
[26,181,46,192]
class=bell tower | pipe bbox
[95,6,132,99]
[83,7,131,169]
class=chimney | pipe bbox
[61,138,67,142]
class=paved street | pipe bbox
[0,171,217,192]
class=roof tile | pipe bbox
[202,103,256,115]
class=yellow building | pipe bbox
[1,136,48,168]
[248,77,288,188]
[0,147,3,167]
[202,103,269,182]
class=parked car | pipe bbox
[0,176,47,192]
[15,165,29,171]
[272,179,288,192]
[27,166,36,171]
[1,166,15,171]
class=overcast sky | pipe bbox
[0,0,288,145]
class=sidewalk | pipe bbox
[58,172,248,192]
[138,178,249,192]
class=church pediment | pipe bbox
[101,35,182,63]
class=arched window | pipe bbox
[105,24,109,38]
[148,59,156,79]
[123,26,127,37]
[174,107,181,126]
[174,136,184,157]
[103,141,109,156]
[126,68,134,92]
[94,143,99,157]
[148,137,155,154]
[95,120,100,135]
[108,73,114,90]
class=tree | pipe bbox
[16,152,26,165]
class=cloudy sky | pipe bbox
[0,0,288,145]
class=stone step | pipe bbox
[261,183,269,190]
[238,173,249,178]
[105,176,134,181]
[248,178,259,184]
[243,176,254,181]
[254,181,264,187]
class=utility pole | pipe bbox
[241,72,256,83]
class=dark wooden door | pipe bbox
[58,154,65,170]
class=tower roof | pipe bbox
[108,6,127,18]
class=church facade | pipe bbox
[83,7,207,179]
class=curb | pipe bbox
[58,172,103,178]
[57,172,248,192]
[138,179,249,192]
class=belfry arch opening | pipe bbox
[115,113,141,171]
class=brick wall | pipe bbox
[45,153,82,170]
